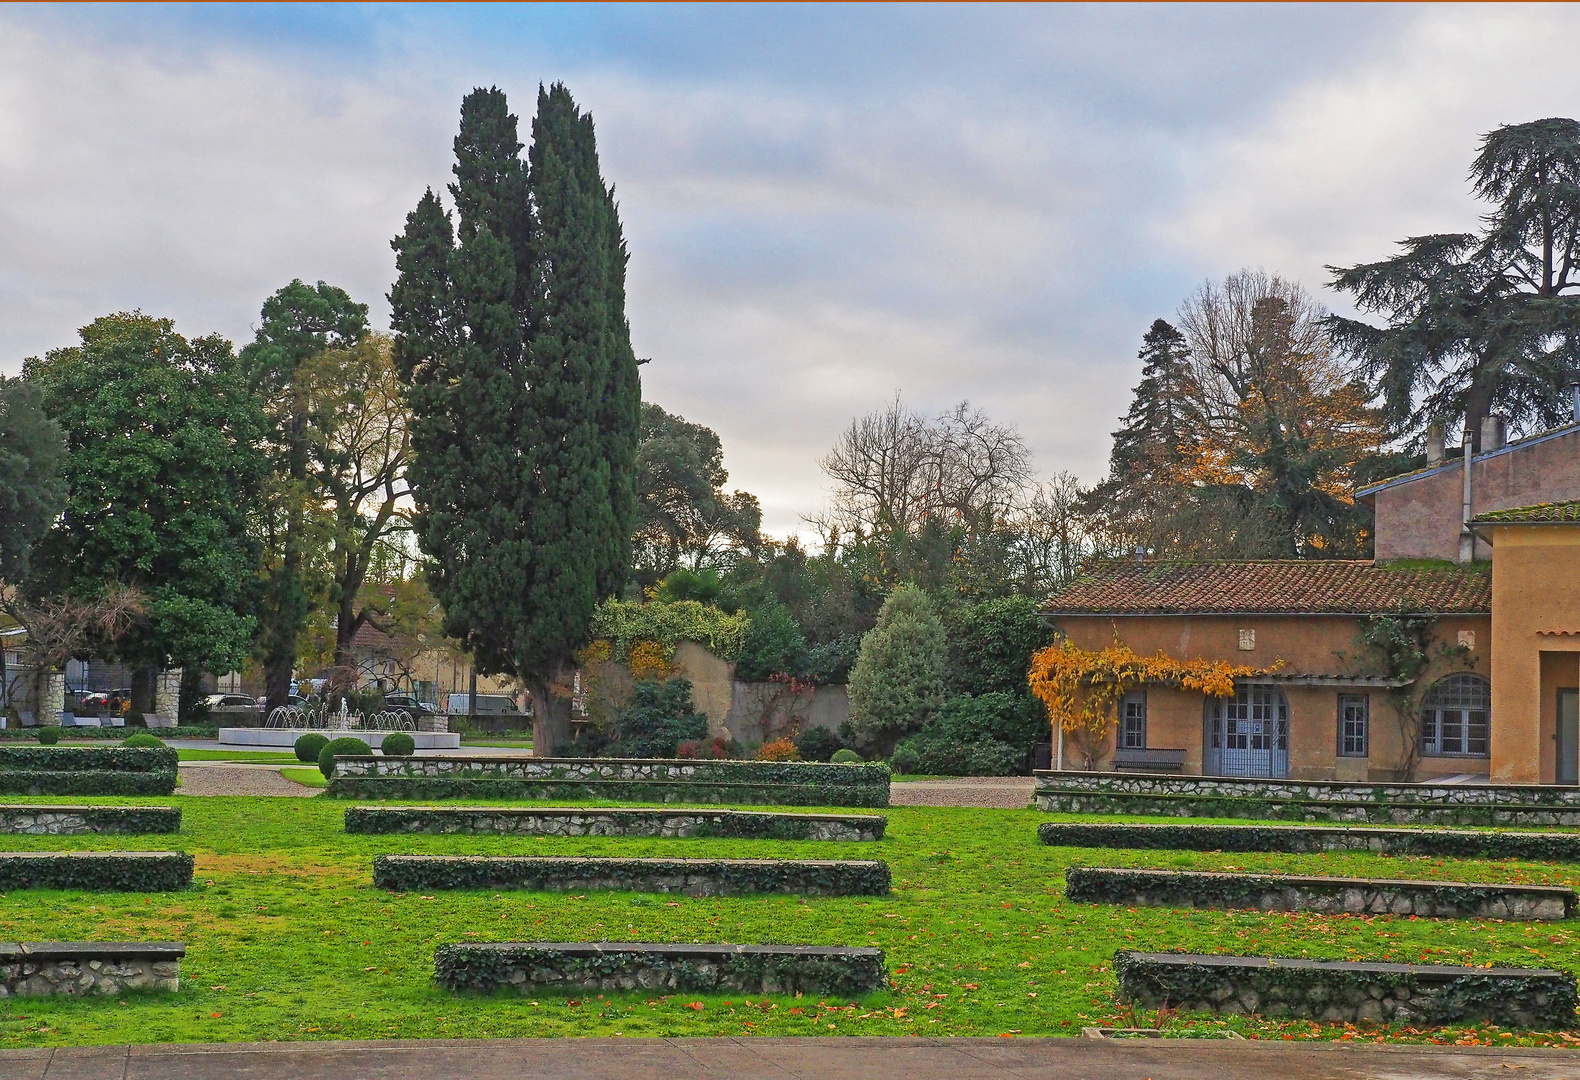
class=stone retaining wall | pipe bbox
[1066,866,1574,920]
[0,851,193,892]
[1038,822,1580,861]
[0,942,183,997]
[1035,788,1580,826]
[1114,950,1578,1028]
[374,855,891,897]
[435,941,886,997]
[0,806,180,835]
[1034,770,1580,807]
[345,806,885,841]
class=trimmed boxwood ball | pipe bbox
[34,728,60,745]
[294,733,330,763]
[831,748,863,764]
[381,732,416,757]
[318,736,372,778]
[121,733,166,749]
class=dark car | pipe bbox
[383,694,433,719]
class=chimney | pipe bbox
[1133,545,1146,566]
[1570,382,1580,425]
[1426,424,1444,466]
[1480,414,1506,453]
[1457,419,1475,564]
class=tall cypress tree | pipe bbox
[392,84,640,750]
[1108,318,1196,485]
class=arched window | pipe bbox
[1420,674,1490,757]
[1119,690,1147,749]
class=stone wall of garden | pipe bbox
[1115,951,1577,1028]
[0,942,183,997]
[1038,822,1580,861]
[1066,866,1574,921]
[345,806,885,841]
[373,855,892,897]
[435,941,885,997]
[0,805,179,835]
[1034,770,1580,806]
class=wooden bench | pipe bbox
[1111,747,1187,772]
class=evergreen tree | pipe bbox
[241,281,370,710]
[1107,319,1196,485]
[0,377,66,589]
[392,84,639,750]
[846,584,947,755]
[1330,118,1580,448]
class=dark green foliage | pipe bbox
[1033,788,1580,826]
[830,749,863,764]
[434,942,887,998]
[1330,118,1580,446]
[890,733,1022,777]
[373,855,891,897]
[847,585,947,753]
[605,678,708,758]
[393,84,639,726]
[34,729,59,746]
[1037,821,1580,862]
[0,852,193,892]
[634,404,761,587]
[943,596,1052,699]
[22,313,268,679]
[319,736,372,779]
[887,692,1043,777]
[1065,866,1572,919]
[0,747,174,771]
[0,771,175,796]
[0,377,66,587]
[733,600,808,681]
[1114,950,1579,1029]
[294,733,330,764]
[793,727,844,763]
[344,806,885,840]
[1107,320,1199,487]
[120,734,165,749]
[381,732,416,757]
[0,805,179,834]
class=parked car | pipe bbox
[253,694,309,711]
[76,689,133,715]
[383,693,433,719]
[446,693,522,716]
[202,693,263,726]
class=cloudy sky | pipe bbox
[0,3,1572,535]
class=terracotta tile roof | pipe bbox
[1472,500,1580,524]
[350,622,395,650]
[1044,560,1491,616]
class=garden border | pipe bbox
[345,806,885,841]
[1038,821,1580,861]
[0,852,193,892]
[373,855,891,897]
[0,805,180,835]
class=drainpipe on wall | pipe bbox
[1457,418,1475,564]
[1055,725,1063,772]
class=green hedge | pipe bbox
[374,855,891,897]
[0,852,193,892]
[1114,950,1579,1029]
[328,776,890,808]
[344,807,886,841]
[0,728,220,741]
[1034,789,1580,826]
[434,941,887,997]
[1038,822,1580,861]
[0,770,177,796]
[0,806,180,834]
[0,747,177,772]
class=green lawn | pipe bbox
[279,767,327,788]
[176,750,300,764]
[459,739,535,749]
[0,797,1572,1048]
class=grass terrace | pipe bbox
[0,798,1574,1047]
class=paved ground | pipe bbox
[891,777,1035,808]
[2,1036,1575,1080]
[175,764,315,797]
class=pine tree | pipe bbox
[392,84,639,750]
[1108,318,1197,486]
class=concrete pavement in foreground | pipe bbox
[3,1036,1578,1080]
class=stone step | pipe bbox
[345,805,885,841]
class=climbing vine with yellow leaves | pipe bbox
[1027,639,1276,755]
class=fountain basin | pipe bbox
[218,728,462,750]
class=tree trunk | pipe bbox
[178,668,203,725]
[130,665,157,716]
[529,679,572,759]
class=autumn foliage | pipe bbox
[1027,638,1273,742]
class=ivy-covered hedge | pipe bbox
[0,805,181,835]
[1066,866,1574,920]
[345,806,885,841]
[374,855,891,897]
[1038,822,1580,861]
[434,941,886,997]
[330,776,889,807]
[1114,950,1579,1029]
[0,851,193,892]
[0,747,177,772]
[1034,789,1580,826]
[0,771,178,796]
[589,599,752,663]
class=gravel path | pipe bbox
[177,764,318,797]
[889,776,1035,808]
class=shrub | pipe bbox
[846,585,947,755]
[318,736,372,778]
[381,731,416,757]
[794,726,843,763]
[890,732,1021,777]
[120,733,166,749]
[929,692,1046,756]
[294,732,330,763]
[733,600,808,681]
[677,736,739,760]
[605,678,708,758]
[831,748,863,764]
[942,595,1052,698]
[35,727,60,745]
[756,737,801,762]
[800,635,860,684]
